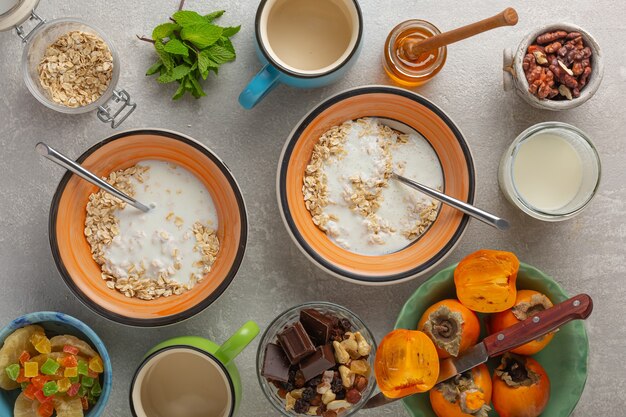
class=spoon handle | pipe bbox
[36,142,151,213]
[405,7,518,58]
[393,173,510,231]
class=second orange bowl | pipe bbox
[277,86,475,285]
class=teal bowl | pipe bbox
[0,312,112,417]
[395,262,588,417]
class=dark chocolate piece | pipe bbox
[300,309,333,346]
[277,321,316,365]
[299,344,336,382]
[261,343,291,382]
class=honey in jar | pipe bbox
[383,20,447,87]
[374,329,440,398]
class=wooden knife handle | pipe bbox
[484,293,593,357]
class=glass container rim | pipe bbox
[507,121,601,219]
[256,301,377,417]
[21,17,121,114]
[385,19,447,80]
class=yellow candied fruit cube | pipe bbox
[24,361,38,378]
[64,367,78,378]
[88,356,104,373]
[29,332,45,345]
[34,338,51,354]
[57,378,71,393]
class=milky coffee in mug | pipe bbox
[265,0,354,72]
[131,347,233,417]
[239,0,363,109]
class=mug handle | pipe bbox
[238,64,280,109]
[214,321,260,365]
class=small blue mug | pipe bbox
[239,0,363,109]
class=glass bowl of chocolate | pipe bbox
[257,302,377,417]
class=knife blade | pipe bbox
[363,293,593,409]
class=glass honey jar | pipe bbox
[383,19,447,87]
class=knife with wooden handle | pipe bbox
[363,293,593,409]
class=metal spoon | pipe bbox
[392,173,509,230]
[36,142,152,213]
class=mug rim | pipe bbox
[254,0,363,79]
[129,345,236,417]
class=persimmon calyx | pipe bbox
[496,353,540,387]
[435,371,491,417]
[423,305,463,357]
[512,294,552,320]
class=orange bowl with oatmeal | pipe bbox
[49,130,247,326]
[277,86,475,285]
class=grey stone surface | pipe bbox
[0,0,625,416]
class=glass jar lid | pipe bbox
[0,0,39,32]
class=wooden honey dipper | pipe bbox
[402,8,519,61]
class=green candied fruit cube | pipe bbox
[77,360,89,376]
[91,380,102,397]
[5,364,20,381]
[69,376,80,384]
[81,375,95,388]
[78,385,88,397]
[42,381,59,397]
[88,392,97,405]
[41,358,60,375]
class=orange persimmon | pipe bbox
[492,354,550,417]
[489,290,555,355]
[430,364,492,417]
[418,299,480,358]
[454,249,519,313]
[374,329,439,399]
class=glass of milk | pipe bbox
[499,122,601,221]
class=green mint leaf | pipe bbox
[145,61,163,76]
[204,10,225,22]
[217,37,235,54]
[206,45,235,64]
[157,64,191,83]
[172,10,205,27]
[189,77,206,98]
[181,23,223,49]
[172,79,186,100]
[221,25,240,37]
[163,39,189,56]
[154,41,175,71]
[198,50,218,80]
[152,23,180,41]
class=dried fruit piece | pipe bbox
[14,393,39,417]
[53,396,84,417]
[0,325,44,390]
[454,250,519,313]
[24,361,39,378]
[50,336,98,359]
[536,30,567,45]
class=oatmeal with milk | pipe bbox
[85,161,219,300]
[303,118,443,255]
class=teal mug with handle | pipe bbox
[239,0,363,109]
[130,321,259,417]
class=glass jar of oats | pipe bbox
[0,1,136,128]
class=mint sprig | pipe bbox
[142,9,240,100]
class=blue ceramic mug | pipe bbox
[239,0,363,109]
